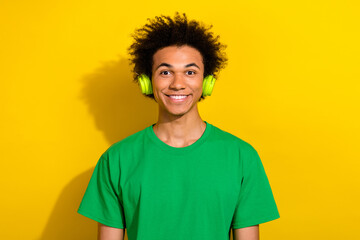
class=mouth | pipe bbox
[165,94,190,102]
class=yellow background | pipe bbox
[1,0,359,239]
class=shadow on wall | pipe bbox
[80,58,157,144]
[40,58,157,240]
[40,168,97,240]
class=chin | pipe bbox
[165,104,198,117]
[166,109,189,117]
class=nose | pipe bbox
[169,73,186,90]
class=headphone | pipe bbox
[137,74,216,97]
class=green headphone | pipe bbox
[137,74,216,97]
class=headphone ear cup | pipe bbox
[202,75,216,96]
[138,74,153,95]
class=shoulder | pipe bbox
[208,123,259,156]
[102,125,150,157]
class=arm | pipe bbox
[98,223,124,240]
[233,225,259,240]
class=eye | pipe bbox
[186,70,196,75]
[160,70,171,76]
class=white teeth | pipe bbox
[169,95,187,99]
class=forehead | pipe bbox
[152,45,204,68]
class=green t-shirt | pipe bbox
[78,121,280,239]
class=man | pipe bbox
[78,13,280,240]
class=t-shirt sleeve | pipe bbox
[77,151,125,229]
[231,144,280,229]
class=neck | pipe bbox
[153,106,206,148]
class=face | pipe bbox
[152,45,204,118]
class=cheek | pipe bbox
[152,78,169,91]
[192,81,203,92]
[151,80,163,100]
[152,87,160,100]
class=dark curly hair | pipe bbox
[128,12,227,100]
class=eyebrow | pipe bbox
[155,63,172,70]
[185,63,200,69]
[155,62,200,70]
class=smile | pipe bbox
[165,94,189,102]
[169,95,187,99]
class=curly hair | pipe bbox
[128,12,227,100]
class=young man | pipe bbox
[78,13,280,240]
